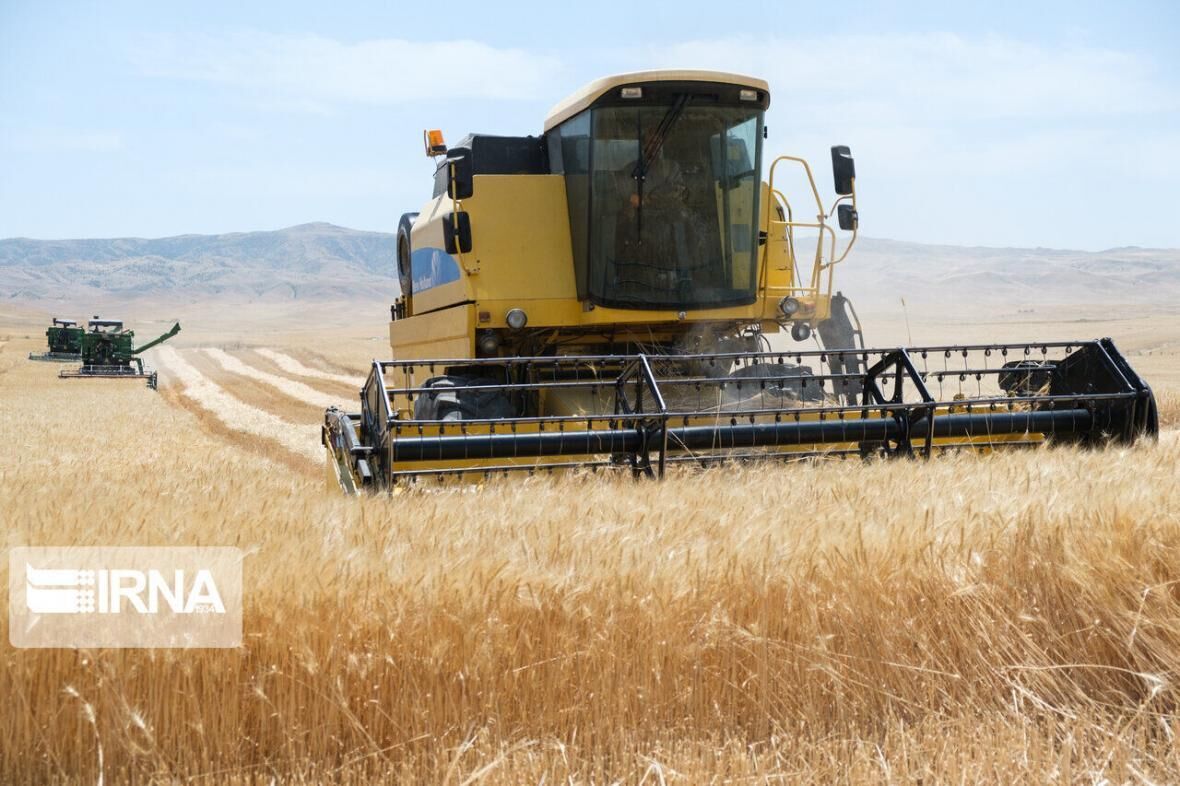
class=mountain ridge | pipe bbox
[2,223,1177,307]
[6,222,1177,256]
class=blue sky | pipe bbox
[1,0,1177,249]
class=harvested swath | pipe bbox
[242,350,359,401]
[187,350,324,426]
[156,346,321,462]
[255,348,364,387]
[203,347,346,410]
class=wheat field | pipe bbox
[2,305,1180,783]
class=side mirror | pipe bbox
[831,145,855,195]
[446,149,474,200]
[837,204,858,231]
[443,211,472,254]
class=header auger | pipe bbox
[323,70,1157,492]
[59,318,180,390]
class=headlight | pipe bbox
[778,296,801,317]
[505,308,528,330]
[477,330,500,355]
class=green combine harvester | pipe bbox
[29,318,85,362]
[59,318,181,390]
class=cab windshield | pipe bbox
[550,99,763,310]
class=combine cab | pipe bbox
[324,70,1157,492]
[29,318,84,362]
[59,318,180,390]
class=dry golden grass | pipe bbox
[2,319,1180,783]
[1158,389,1180,428]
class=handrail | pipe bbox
[763,153,859,310]
[771,188,803,290]
[767,155,827,220]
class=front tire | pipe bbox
[817,291,866,402]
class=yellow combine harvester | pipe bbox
[324,70,1157,492]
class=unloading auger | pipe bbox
[323,70,1157,492]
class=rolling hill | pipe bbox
[1,223,1177,310]
[0,222,396,303]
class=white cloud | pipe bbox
[112,29,1176,247]
[605,32,1179,246]
[632,33,1174,124]
[131,31,562,108]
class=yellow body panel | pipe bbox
[403,192,462,315]
[389,303,473,359]
[466,175,578,302]
[396,173,833,360]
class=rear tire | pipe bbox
[396,213,418,298]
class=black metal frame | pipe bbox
[59,364,160,390]
[320,338,1157,489]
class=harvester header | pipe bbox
[323,70,1157,491]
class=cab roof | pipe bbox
[542,70,770,133]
